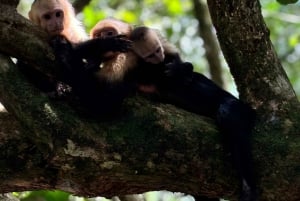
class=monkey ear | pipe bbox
[28,10,33,21]
[28,10,40,25]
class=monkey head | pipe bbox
[29,0,67,36]
[90,18,133,59]
[90,18,133,39]
[131,27,165,64]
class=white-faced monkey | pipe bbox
[18,0,88,96]
[50,18,134,115]
[88,18,138,83]
[130,26,258,201]
[29,0,87,43]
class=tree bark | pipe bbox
[207,0,298,111]
[207,1,300,200]
[0,2,299,201]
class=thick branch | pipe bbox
[0,53,232,198]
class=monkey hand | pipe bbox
[165,62,194,84]
[50,35,73,53]
[90,35,132,53]
[105,35,132,52]
[49,35,75,66]
[49,35,80,83]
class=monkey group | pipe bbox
[19,0,258,201]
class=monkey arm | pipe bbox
[50,35,129,116]
[74,35,132,58]
[163,53,194,85]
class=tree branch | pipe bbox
[0,2,299,201]
[0,6,235,199]
[0,52,231,198]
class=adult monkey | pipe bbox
[49,18,134,115]
[88,18,138,83]
[130,26,258,201]
[18,0,88,95]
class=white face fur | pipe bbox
[133,30,165,64]
[30,0,65,36]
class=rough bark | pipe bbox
[207,0,298,111]
[0,1,299,201]
[207,0,300,200]
[0,53,227,198]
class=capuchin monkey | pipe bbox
[18,0,88,96]
[29,0,87,43]
[130,26,194,94]
[130,26,257,201]
[90,18,132,39]
[50,18,134,115]
[88,18,138,83]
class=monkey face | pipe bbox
[40,9,64,36]
[133,30,165,64]
[92,27,119,38]
[90,18,132,39]
[141,45,165,64]
[90,18,133,58]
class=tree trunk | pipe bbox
[207,0,300,200]
[207,0,298,111]
[0,1,299,201]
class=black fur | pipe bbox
[50,35,132,115]
[133,53,257,201]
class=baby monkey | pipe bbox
[130,26,193,93]
[130,26,257,201]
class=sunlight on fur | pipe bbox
[0,102,7,112]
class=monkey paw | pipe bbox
[50,35,73,53]
[107,35,132,52]
[165,62,193,77]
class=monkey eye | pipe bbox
[146,53,154,59]
[101,30,117,38]
[43,14,51,20]
[106,31,114,36]
[156,47,161,53]
[56,11,63,18]
[94,33,101,38]
[146,47,161,59]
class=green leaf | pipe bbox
[20,190,70,201]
